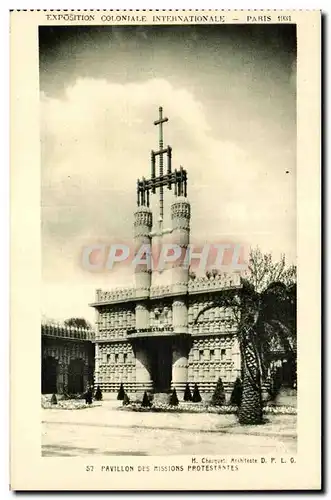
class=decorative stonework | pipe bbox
[96,287,135,304]
[88,109,245,396]
[134,206,153,228]
[188,273,241,293]
[171,197,191,220]
[42,322,95,341]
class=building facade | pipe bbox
[90,107,242,399]
[41,322,95,394]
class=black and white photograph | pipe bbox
[10,10,321,491]
[40,22,297,457]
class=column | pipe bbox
[135,346,153,395]
[172,299,188,334]
[94,342,101,387]
[171,197,190,295]
[133,206,152,299]
[172,339,189,395]
[135,303,150,330]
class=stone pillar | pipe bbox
[171,196,190,295]
[63,364,68,392]
[134,206,152,299]
[172,339,189,395]
[135,346,153,395]
[134,206,152,333]
[94,342,100,387]
[172,299,188,334]
[57,363,64,394]
[135,303,150,330]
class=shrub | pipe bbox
[230,378,243,406]
[183,383,192,402]
[50,393,57,405]
[94,385,103,401]
[122,392,130,406]
[192,383,202,403]
[211,377,226,406]
[169,388,179,406]
[117,383,125,400]
[84,387,93,405]
[141,391,151,407]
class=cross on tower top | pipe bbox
[154,106,168,149]
[136,106,188,221]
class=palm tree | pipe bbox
[197,248,296,425]
[237,280,296,425]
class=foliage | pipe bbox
[84,387,93,405]
[211,378,226,406]
[117,383,125,400]
[122,392,130,406]
[169,388,179,406]
[183,383,192,402]
[230,378,243,406]
[141,391,151,407]
[243,247,296,293]
[50,393,57,405]
[194,247,296,425]
[192,383,202,403]
[94,385,103,401]
[64,317,91,329]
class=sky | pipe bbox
[39,24,297,323]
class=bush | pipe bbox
[192,383,202,403]
[141,391,151,407]
[117,383,125,400]
[183,383,192,402]
[94,385,103,401]
[211,378,226,406]
[230,378,243,406]
[51,393,57,405]
[122,392,130,406]
[169,388,179,406]
[84,387,93,405]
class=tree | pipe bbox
[94,385,103,401]
[64,317,91,329]
[51,393,57,405]
[169,388,179,406]
[243,247,296,293]
[84,387,93,405]
[192,384,202,403]
[183,383,192,402]
[230,378,243,406]
[194,247,296,425]
[141,391,151,407]
[211,378,226,406]
[117,383,125,400]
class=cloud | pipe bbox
[41,76,296,319]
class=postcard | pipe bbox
[10,9,321,491]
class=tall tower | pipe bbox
[134,107,191,396]
[135,107,190,291]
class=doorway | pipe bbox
[42,356,58,394]
[149,338,172,392]
[68,358,85,394]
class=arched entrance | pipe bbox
[42,356,58,394]
[68,358,85,394]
